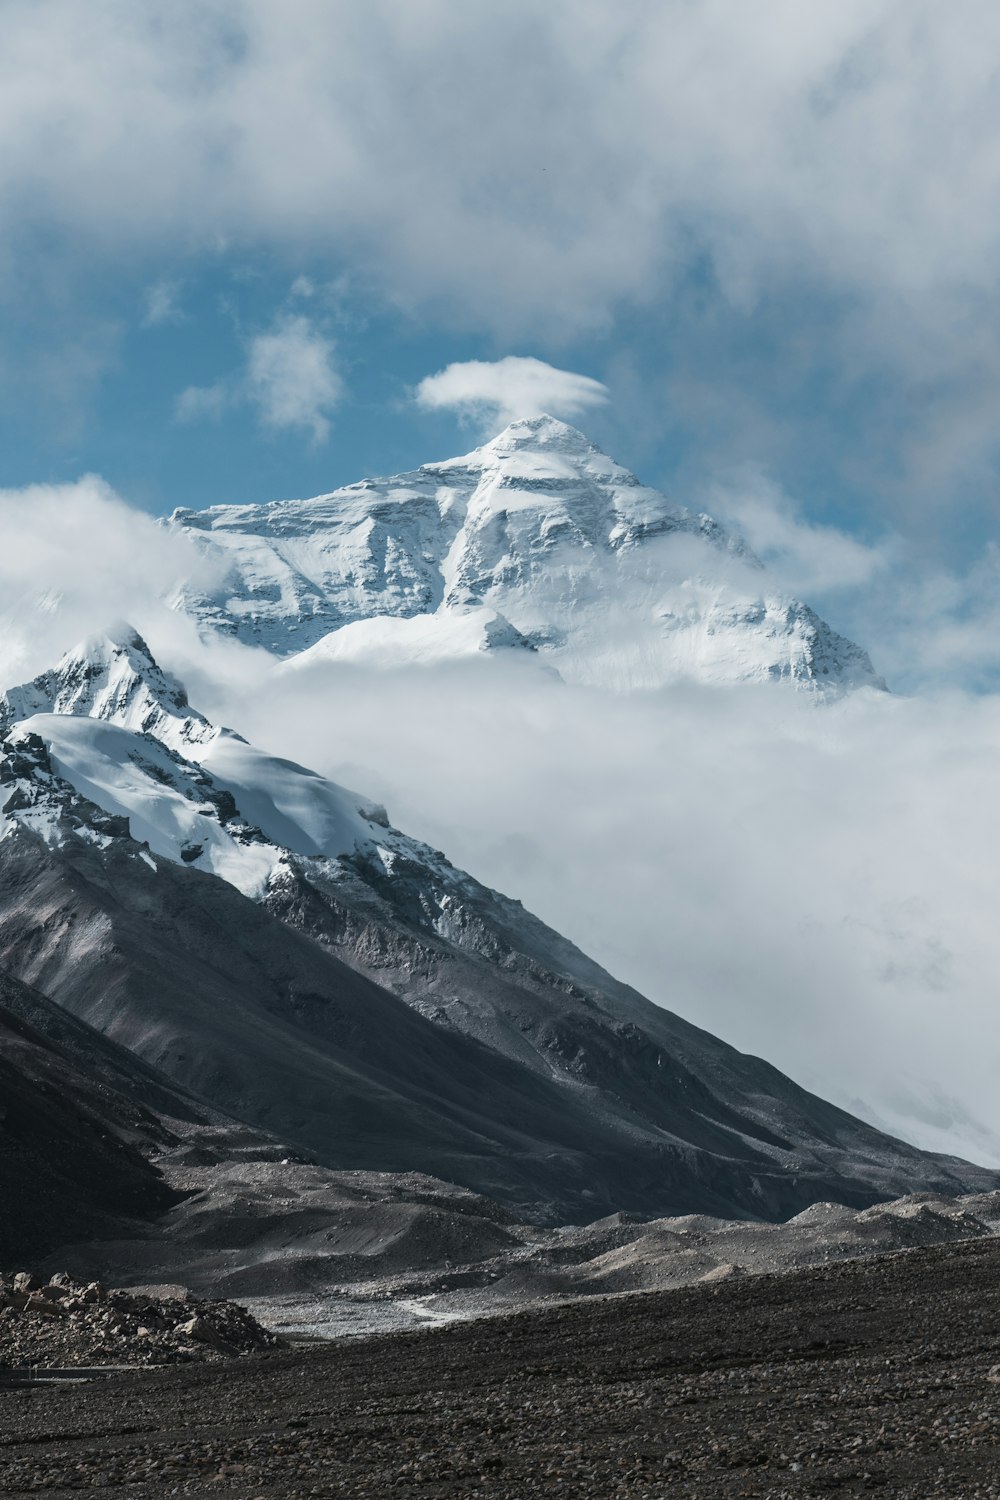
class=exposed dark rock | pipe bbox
[0,815,994,1229]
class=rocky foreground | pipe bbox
[3,1237,1000,1496]
[0,1271,281,1369]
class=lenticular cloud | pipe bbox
[415,357,609,430]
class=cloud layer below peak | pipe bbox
[3,469,1000,1164]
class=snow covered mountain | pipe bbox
[0,625,216,755]
[0,625,988,1224]
[0,628,447,900]
[169,416,885,693]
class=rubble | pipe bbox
[0,1270,283,1369]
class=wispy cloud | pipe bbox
[707,467,894,598]
[175,380,232,423]
[0,476,215,686]
[141,279,183,328]
[176,314,342,443]
[703,467,1000,694]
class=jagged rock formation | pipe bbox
[169,416,885,692]
[0,626,216,755]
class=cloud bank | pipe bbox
[215,655,1000,1168]
[2,2,999,358]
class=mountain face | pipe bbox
[0,628,983,1227]
[168,416,885,693]
[0,965,183,1260]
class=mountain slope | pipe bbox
[169,416,884,693]
[0,967,182,1260]
[0,629,985,1226]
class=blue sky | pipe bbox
[0,248,903,550]
[0,242,855,525]
[4,0,1000,686]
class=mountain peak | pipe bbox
[65,623,166,679]
[0,624,218,754]
[482,413,596,448]
[165,428,886,694]
[461,414,608,470]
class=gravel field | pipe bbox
[4,1236,1000,1497]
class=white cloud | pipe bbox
[246,315,342,442]
[5,3,1000,507]
[654,468,1000,704]
[0,476,218,685]
[175,314,342,442]
[415,356,609,432]
[849,543,1000,694]
[700,466,1000,693]
[2,1,999,352]
[198,648,1000,1167]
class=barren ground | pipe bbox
[3,1236,1000,1497]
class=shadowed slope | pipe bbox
[0,969,181,1260]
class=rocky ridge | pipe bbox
[0,965,187,1263]
[0,627,216,755]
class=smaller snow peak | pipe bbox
[0,623,219,755]
[64,624,190,706]
[58,621,155,673]
[103,620,154,656]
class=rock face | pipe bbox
[169,416,885,693]
[0,629,984,1229]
